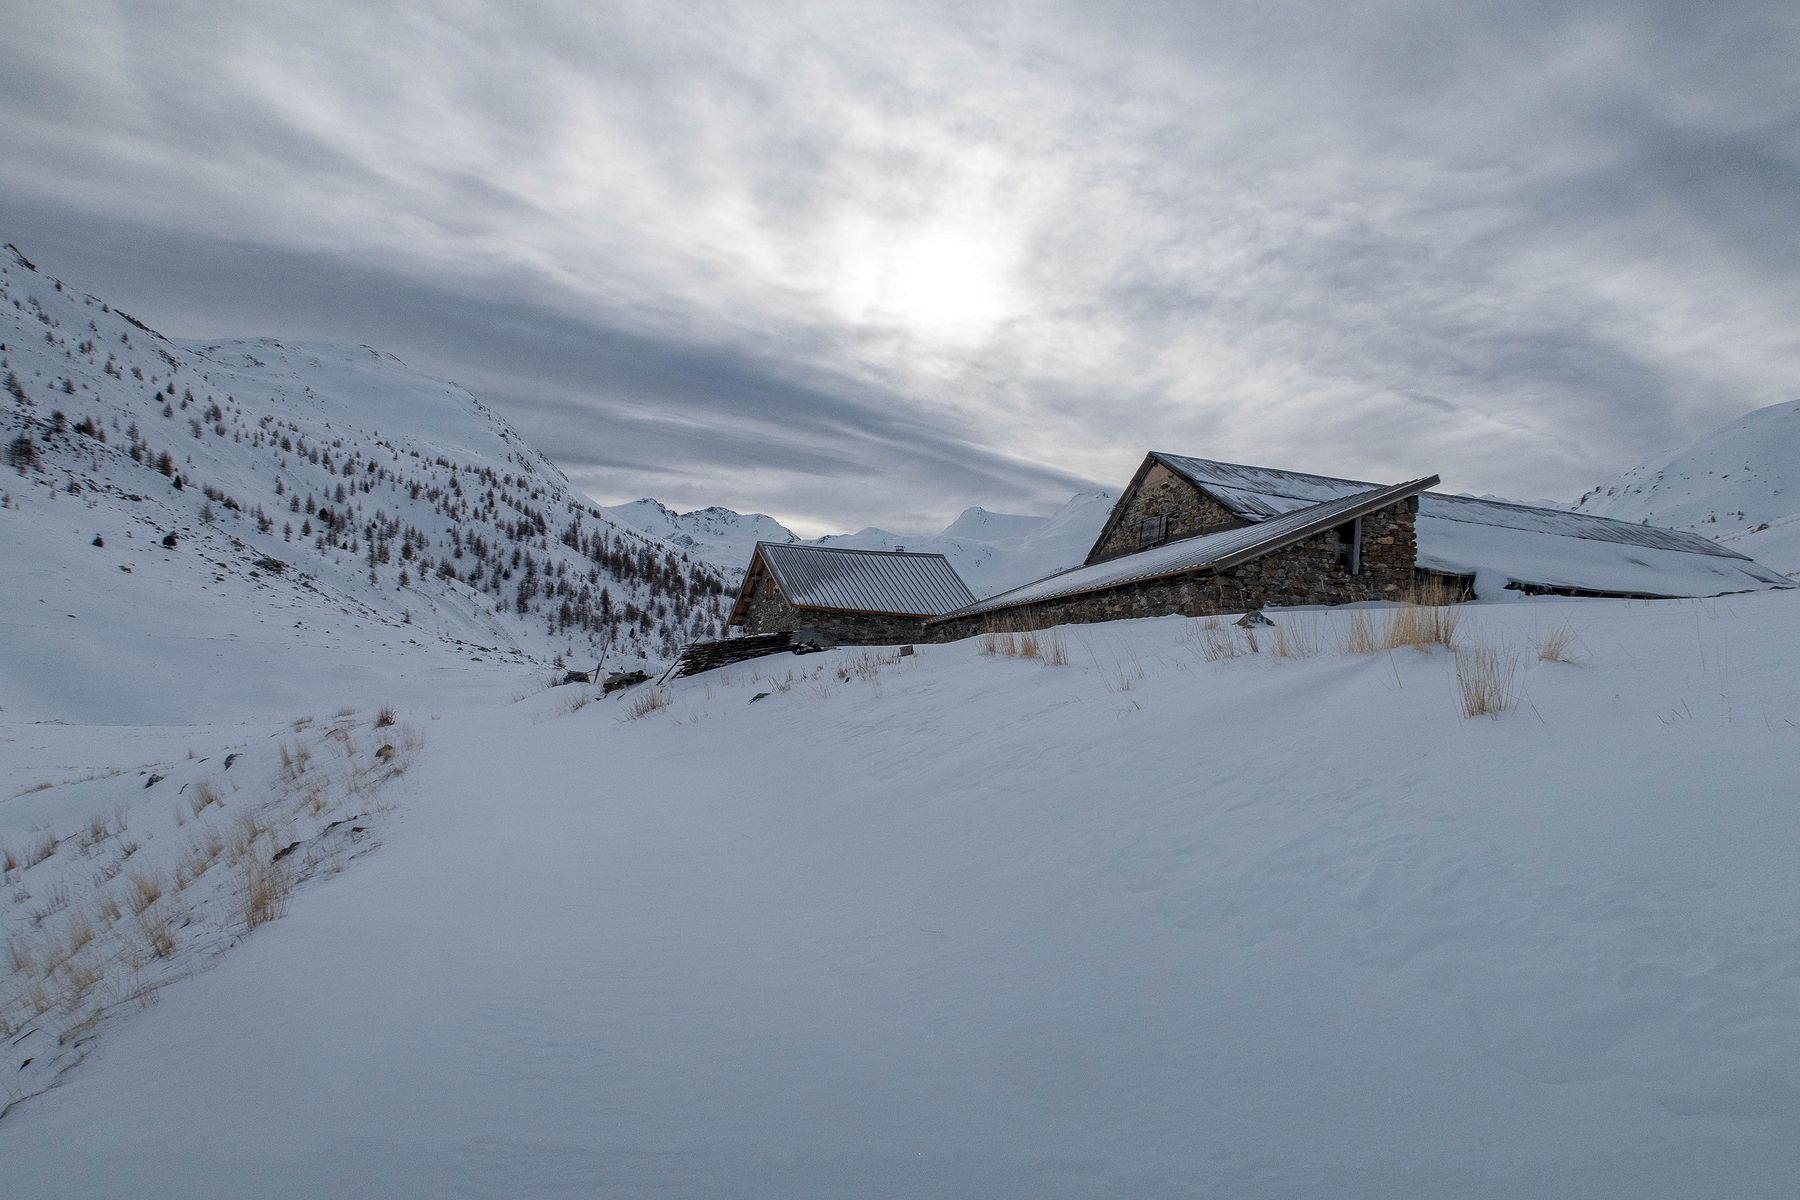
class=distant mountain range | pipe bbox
[612,396,1800,599]
[605,490,1118,598]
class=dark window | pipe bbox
[1137,514,1168,549]
[1333,519,1361,575]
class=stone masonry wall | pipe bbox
[735,588,941,645]
[934,498,1419,640]
[1089,461,1244,563]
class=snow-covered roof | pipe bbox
[747,542,975,617]
[1152,453,1792,597]
[939,477,1437,621]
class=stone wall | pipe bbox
[1088,462,1244,563]
[934,498,1420,640]
[735,588,942,645]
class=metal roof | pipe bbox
[1151,452,1759,559]
[752,542,976,616]
[1145,452,1792,595]
[938,477,1437,621]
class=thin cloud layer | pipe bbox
[3,0,1796,532]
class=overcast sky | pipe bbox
[4,2,1797,535]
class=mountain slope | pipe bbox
[1575,398,1800,575]
[1,246,726,721]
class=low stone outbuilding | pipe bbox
[729,542,976,645]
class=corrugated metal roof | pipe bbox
[938,477,1436,621]
[1151,452,1760,559]
[755,542,975,616]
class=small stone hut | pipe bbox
[931,472,1436,635]
[729,542,976,645]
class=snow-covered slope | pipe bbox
[0,246,727,722]
[1575,398,1800,575]
[5,593,1800,1196]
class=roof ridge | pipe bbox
[756,540,953,560]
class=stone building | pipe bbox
[1090,452,1791,603]
[729,542,976,645]
[928,450,1789,636]
[929,472,1436,636]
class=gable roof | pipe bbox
[1146,452,1792,597]
[733,542,975,621]
[936,476,1437,622]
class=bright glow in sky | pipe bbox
[3,1,1797,534]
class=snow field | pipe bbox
[2,592,1797,1196]
[1,708,423,1117]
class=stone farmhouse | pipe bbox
[727,450,1791,646]
[929,467,1437,637]
[728,542,976,644]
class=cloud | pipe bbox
[3,0,1796,530]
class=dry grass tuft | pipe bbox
[374,706,396,728]
[7,936,35,975]
[1,844,17,875]
[53,955,103,1015]
[134,908,176,959]
[62,912,96,956]
[190,780,221,817]
[1342,610,1381,655]
[26,832,58,868]
[1272,617,1321,659]
[1455,643,1519,718]
[241,858,290,931]
[29,881,72,925]
[174,831,226,890]
[1536,625,1579,664]
[835,649,897,682]
[125,869,165,916]
[982,630,1067,665]
[626,687,672,719]
[1192,617,1248,662]
[279,742,312,783]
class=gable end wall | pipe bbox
[1089,464,1245,563]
